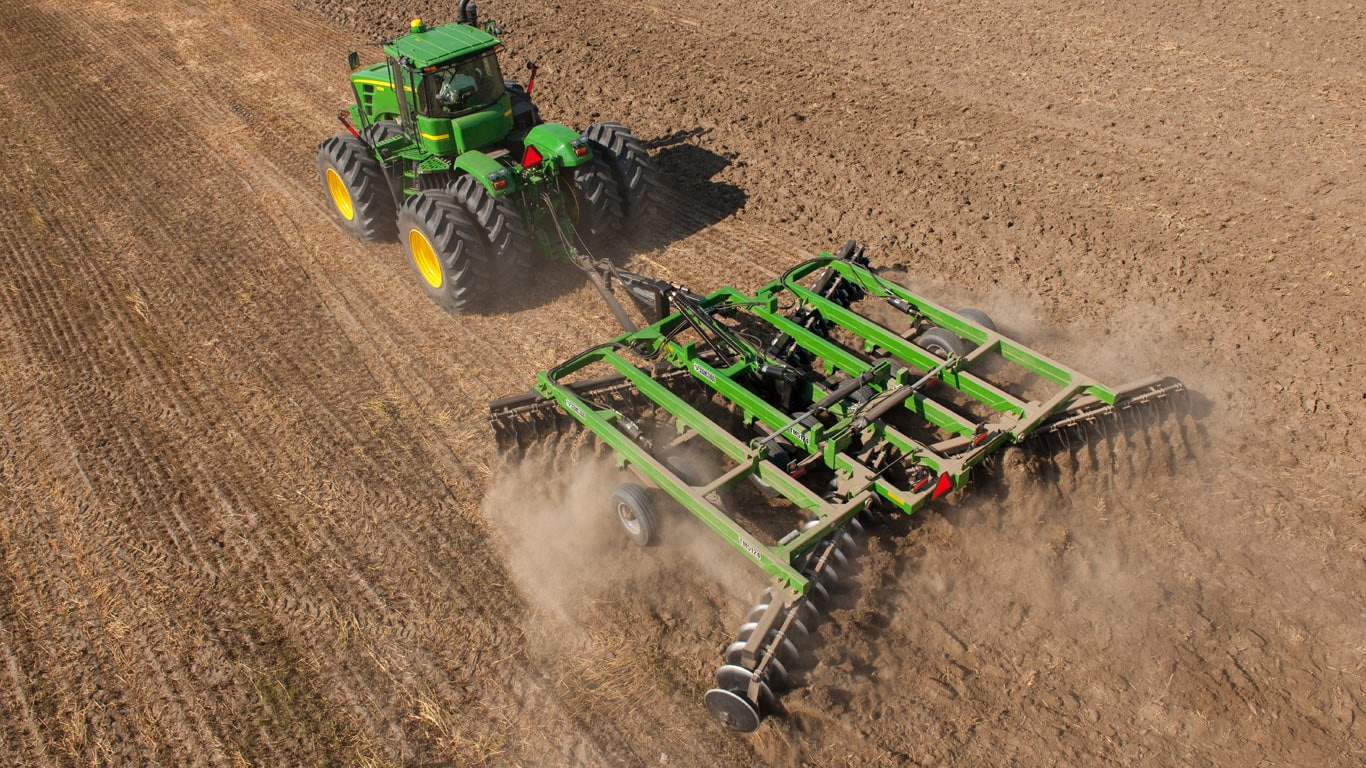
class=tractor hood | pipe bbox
[384,20,500,69]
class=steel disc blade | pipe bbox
[714,663,757,690]
[774,637,800,669]
[808,581,831,609]
[846,516,865,537]
[714,664,776,711]
[745,603,771,624]
[723,640,748,667]
[828,546,849,572]
[704,688,761,732]
[764,656,790,691]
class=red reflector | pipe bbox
[492,179,508,191]
[912,475,931,493]
[522,145,544,167]
[931,472,954,500]
[574,145,588,157]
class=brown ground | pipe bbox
[1,0,1361,765]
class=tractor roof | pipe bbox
[384,21,499,69]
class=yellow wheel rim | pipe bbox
[326,168,355,221]
[409,229,443,288]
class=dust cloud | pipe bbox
[482,448,770,657]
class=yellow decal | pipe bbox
[352,78,415,92]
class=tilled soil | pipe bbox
[0,0,1361,765]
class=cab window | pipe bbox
[421,52,505,117]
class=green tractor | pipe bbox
[317,2,658,313]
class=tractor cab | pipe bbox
[421,51,505,118]
[348,18,514,156]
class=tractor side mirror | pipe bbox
[347,52,361,72]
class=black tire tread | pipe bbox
[612,482,657,547]
[582,121,659,235]
[450,174,534,286]
[567,154,624,246]
[396,190,490,313]
[916,326,968,359]
[362,119,404,146]
[317,134,396,242]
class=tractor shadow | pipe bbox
[486,127,746,315]
[633,126,748,251]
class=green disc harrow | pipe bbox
[489,241,1187,732]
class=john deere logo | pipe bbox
[693,362,716,384]
[566,400,587,420]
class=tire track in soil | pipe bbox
[0,93,245,763]
[0,0,632,763]
[0,2,508,759]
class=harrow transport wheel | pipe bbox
[663,453,703,487]
[450,174,534,286]
[397,191,490,313]
[916,326,968,360]
[612,483,657,547]
[957,308,997,351]
[704,688,761,733]
[564,154,624,247]
[958,307,998,332]
[582,121,659,235]
[317,134,396,242]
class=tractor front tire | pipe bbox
[450,175,534,286]
[316,134,396,242]
[362,120,404,147]
[396,191,490,313]
[565,154,624,247]
[582,121,659,235]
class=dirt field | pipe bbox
[0,0,1361,765]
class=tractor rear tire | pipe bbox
[396,190,491,313]
[317,134,396,242]
[582,121,659,235]
[449,175,534,287]
[565,154,624,247]
[505,83,542,129]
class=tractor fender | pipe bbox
[452,150,516,197]
[525,123,592,170]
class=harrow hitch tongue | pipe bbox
[488,241,1190,732]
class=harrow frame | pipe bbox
[489,242,1186,730]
